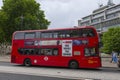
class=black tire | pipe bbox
[69,61,79,69]
[24,59,31,67]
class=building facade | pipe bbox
[78,0,120,32]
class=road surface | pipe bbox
[0,62,120,80]
[0,72,77,80]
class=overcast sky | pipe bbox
[0,0,120,29]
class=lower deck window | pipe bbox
[84,48,97,56]
[18,48,58,56]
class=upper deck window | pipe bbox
[36,32,40,38]
[58,30,71,38]
[17,28,95,39]
[41,32,52,38]
[81,29,95,37]
[53,32,58,38]
[70,28,95,37]
[14,32,24,39]
[71,30,80,37]
[25,32,35,39]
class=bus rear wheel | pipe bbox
[24,59,31,67]
[69,61,79,69]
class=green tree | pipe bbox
[102,27,120,54]
[0,0,50,42]
[0,28,5,42]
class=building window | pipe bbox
[92,12,104,18]
[82,16,90,20]
[92,19,99,23]
[106,14,116,19]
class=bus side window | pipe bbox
[59,31,65,38]
[71,30,79,37]
[24,49,30,55]
[81,29,95,37]
[66,30,71,38]
[84,48,96,56]
[18,48,24,54]
[38,49,42,55]
[81,29,87,37]
[41,32,53,38]
[53,32,58,38]
[14,32,24,40]
[18,48,59,56]
[46,50,52,56]
[39,48,58,56]
[89,30,95,37]
[84,48,90,56]
[25,32,35,39]
[40,49,45,55]
[36,32,40,38]
[53,49,58,56]
[82,33,87,37]
[39,49,50,55]
[30,49,35,55]
[35,49,39,55]
[58,30,71,38]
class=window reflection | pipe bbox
[84,48,97,56]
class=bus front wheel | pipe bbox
[24,58,31,67]
[69,60,79,69]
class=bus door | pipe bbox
[82,47,100,67]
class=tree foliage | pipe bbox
[0,0,50,42]
[102,27,120,54]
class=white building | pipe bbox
[78,0,120,32]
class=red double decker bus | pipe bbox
[11,26,101,69]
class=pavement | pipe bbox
[0,55,118,68]
[101,57,118,68]
[0,55,10,62]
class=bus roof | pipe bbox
[13,26,96,34]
